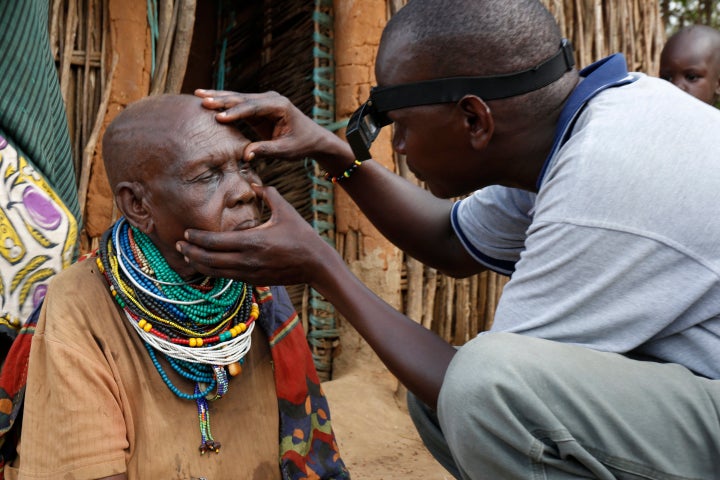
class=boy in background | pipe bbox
[660,24,720,106]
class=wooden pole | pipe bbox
[78,52,117,218]
[60,0,79,106]
[165,0,197,93]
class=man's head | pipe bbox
[660,25,720,105]
[370,0,577,197]
[102,94,262,277]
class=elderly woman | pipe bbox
[7,94,348,480]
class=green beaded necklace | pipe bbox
[97,218,258,454]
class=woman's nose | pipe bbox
[227,170,256,206]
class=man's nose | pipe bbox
[392,127,407,154]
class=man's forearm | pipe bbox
[328,159,483,276]
[311,248,456,409]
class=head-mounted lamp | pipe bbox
[346,39,575,160]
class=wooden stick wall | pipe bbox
[50,0,107,225]
[545,0,665,75]
[50,0,197,253]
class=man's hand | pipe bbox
[195,89,353,166]
[176,185,333,287]
[178,185,455,410]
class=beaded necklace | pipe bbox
[97,218,259,454]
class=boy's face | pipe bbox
[660,33,720,105]
[141,111,262,277]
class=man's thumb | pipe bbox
[251,184,284,211]
[245,140,283,161]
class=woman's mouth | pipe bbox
[233,218,260,231]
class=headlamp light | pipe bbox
[346,39,575,160]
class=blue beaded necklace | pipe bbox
[97,218,257,454]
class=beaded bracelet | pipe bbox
[324,159,363,183]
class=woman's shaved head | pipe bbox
[102,94,215,191]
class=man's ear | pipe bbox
[115,181,154,234]
[458,95,494,150]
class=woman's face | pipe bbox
[140,108,262,277]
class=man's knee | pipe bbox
[436,333,557,476]
[442,333,536,390]
[438,332,562,422]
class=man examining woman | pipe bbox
[177,1,720,478]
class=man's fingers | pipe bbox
[245,136,308,161]
[216,99,285,124]
[195,90,247,112]
[251,185,287,215]
[195,89,258,101]
[244,140,282,161]
[177,237,277,284]
[181,229,244,252]
[194,92,295,131]
[196,91,288,121]
[195,88,249,96]
[176,242,253,279]
[194,88,215,98]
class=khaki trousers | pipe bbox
[409,333,720,479]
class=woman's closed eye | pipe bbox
[193,168,222,183]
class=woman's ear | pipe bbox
[115,181,154,234]
[458,95,494,150]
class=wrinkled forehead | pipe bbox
[169,115,253,182]
[151,97,233,144]
[105,94,250,188]
[162,98,218,139]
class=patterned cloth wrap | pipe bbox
[0,0,82,473]
[257,286,349,479]
[0,137,77,336]
[0,304,39,476]
[0,91,78,477]
[0,0,80,336]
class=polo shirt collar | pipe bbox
[536,53,638,189]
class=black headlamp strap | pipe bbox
[370,39,575,112]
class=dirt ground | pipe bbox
[321,329,454,479]
[323,372,453,479]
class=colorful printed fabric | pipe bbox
[0,137,78,336]
[0,1,81,225]
[256,286,349,479]
[0,303,40,476]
